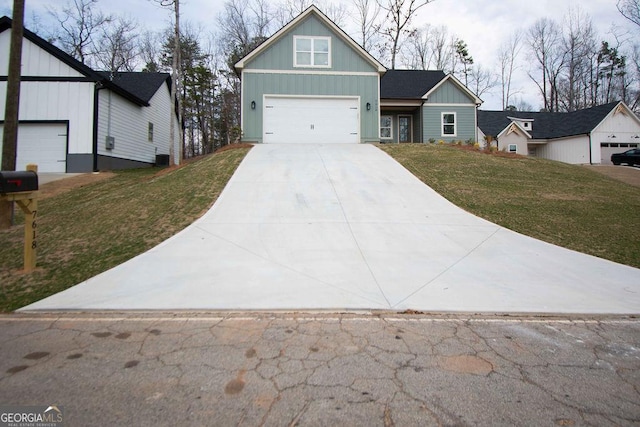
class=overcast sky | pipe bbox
[1,0,638,110]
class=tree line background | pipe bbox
[26,0,640,158]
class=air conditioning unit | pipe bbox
[105,136,115,150]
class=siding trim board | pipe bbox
[242,69,380,77]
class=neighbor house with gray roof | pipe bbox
[0,16,179,172]
[478,101,640,165]
[235,6,482,145]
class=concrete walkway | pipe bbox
[21,144,640,313]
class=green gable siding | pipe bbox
[242,72,379,143]
[426,80,475,104]
[245,15,376,73]
[423,105,477,143]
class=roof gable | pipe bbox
[235,5,385,73]
[424,74,482,104]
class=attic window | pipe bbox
[523,122,530,129]
[294,36,330,68]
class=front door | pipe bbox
[399,116,412,143]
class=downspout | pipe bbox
[92,81,106,172]
[588,133,593,165]
[420,101,425,143]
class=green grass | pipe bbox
[379,143,640,269]
[0,146,251,312]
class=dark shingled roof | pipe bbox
[381,70,446,99]
[98,72,170,104]
[478,102,620,139]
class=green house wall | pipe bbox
[423,105,477,143]
[239,12,381,144]
[242,73,380,143]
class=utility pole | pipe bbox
[1,0,25,229]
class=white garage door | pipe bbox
[263,96,359,144]
[0,123,67,172]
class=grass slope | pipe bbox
[379,144,640,270]
[0,146,251,312]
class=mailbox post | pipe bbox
[0,164,39,272]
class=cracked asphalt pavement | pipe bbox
[1,313,639,426]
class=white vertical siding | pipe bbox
[97,83,174,163]
[0,31,84,77]
[591,107,640,164]
[0,81,95,154]
[536,135,590,164]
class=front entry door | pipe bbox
[399,116,412,143]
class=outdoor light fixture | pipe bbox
[608,134,617,139]
[251,101,256,110]
[366,102,371,111]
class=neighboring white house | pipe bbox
[478,101,640,165]
[0,16,179,172]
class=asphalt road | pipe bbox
[1,313,638,426]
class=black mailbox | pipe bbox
[0,171,39,193]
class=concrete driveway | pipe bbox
[21,144,640,313]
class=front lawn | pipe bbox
[379,144,640,269]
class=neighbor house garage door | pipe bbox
[0,123,67,172]
[263,96,359,144]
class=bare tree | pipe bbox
[47,0,112,65]
[527,18,566,111]
[95,16,140,72]
[402,25,430,69]
[352,0,381,50]
[139,30,164,72]
[1,0,25,230]
[429,25,455,71]
[497,30,523,110]
[617,0,640,28]
[376,0,435,69]
[560,6,595,111]
[154,0,181,166]
[468,65,498,99]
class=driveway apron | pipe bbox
[21,144,640,313]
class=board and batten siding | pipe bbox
[242,72,379,143]
[245,15,374,73]
[422,79,478,143]
[1,30,94,156]
[535,136,591,164]
[0,31,84,77]
[97,84,174,164]
[0,81,94,155]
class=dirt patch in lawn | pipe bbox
[584,165,640,188]
[39,172,116,200]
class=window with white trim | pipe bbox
[441,112,456,136]
[380,116,393,139]
[508,144,517,153]
[294,36,330,67]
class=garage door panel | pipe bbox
[0,123,67,172]
[264,97,359,144]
